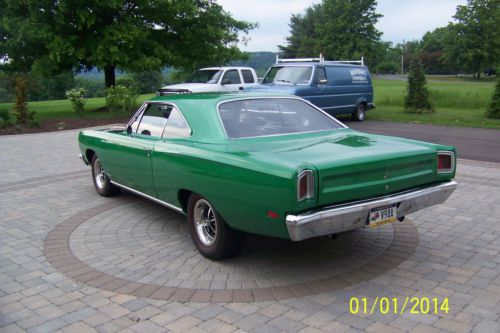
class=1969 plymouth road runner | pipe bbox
[79,93,457,259]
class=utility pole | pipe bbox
[401,43,405,75]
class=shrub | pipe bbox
[12,75,36,124]
[404,60,434,113]
[0,109,14,128]
[486,74,500,119]
[65,87,87,117]
[106,85,138,113]
[116,77,139,93]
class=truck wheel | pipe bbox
[352,103,366,121]
[188,194,244,260]
[91,155,120,197]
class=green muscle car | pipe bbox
[78,93,457,259]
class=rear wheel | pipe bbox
[91,155,120,197]
[187,194,244,260]
[352,103,366,121]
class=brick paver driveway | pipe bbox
[1,129,499,333]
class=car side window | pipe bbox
[222,70,242,84]
[315,67,327,83]
[136,104,172,137]
[162,107,191,138]
[241,70,255,83]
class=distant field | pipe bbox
[368,78,500,129]
[0,77,499,129]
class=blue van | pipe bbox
[254,56,374,121]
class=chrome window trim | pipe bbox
[322,104,356,110]
[216,96,348,140]
[110,180,185,214]
[160,105,193,139]
[437,151,455,174]
[127,101,192,139]
[126,102,148,129]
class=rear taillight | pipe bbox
[437,151,454,173]
[297,170,314,201]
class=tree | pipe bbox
[0,1,255,88]
[444,0,500,77]
[279,0,382,67]
[130,70,164,94]
[405,60,433,113]
[486,73,500,119]
[418,28,456,74]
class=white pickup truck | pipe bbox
[158,67,258,95]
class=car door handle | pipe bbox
[142,148,152,157]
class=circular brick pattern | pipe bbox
[44,196,418,303]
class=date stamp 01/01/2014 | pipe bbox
[349,297,450,316]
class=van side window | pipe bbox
[315,67,327,83]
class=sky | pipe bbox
[216,0,467,52]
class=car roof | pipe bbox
[149,92,290,104]
[148,92,297,142]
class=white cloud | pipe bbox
[216,0,466,51]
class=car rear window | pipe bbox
[218,98,343,138]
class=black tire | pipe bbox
[91,154,120,197]
[352,103,366,121]
[187,193,244,260]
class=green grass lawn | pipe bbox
[368,78,500,129]
[0,78,499,129]
[0,94,154,121]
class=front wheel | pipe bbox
[91,155,120,197]
[352,103,366,121]
[187,194,244,260]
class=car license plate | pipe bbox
[369,204,397,228]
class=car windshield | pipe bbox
[219,98,343,138]
[262,66,313,85]
[186,69,223,84]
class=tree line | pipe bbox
[279,0,499,77]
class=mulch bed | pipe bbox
[0,117,129,135]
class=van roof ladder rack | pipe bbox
[275,54,364,66]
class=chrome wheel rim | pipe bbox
[93,158,106,190]
[193,199,217,246]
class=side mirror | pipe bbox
[221,78,232,85]
[126,125,132,134]
[318,79,328,85]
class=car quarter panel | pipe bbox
[152,140,299,238]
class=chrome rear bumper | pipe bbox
[285,181,457,241]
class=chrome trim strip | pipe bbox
[286,180,457,241]
[110,180,185,215]
[303,92,372,99]
[322,104,356,110]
